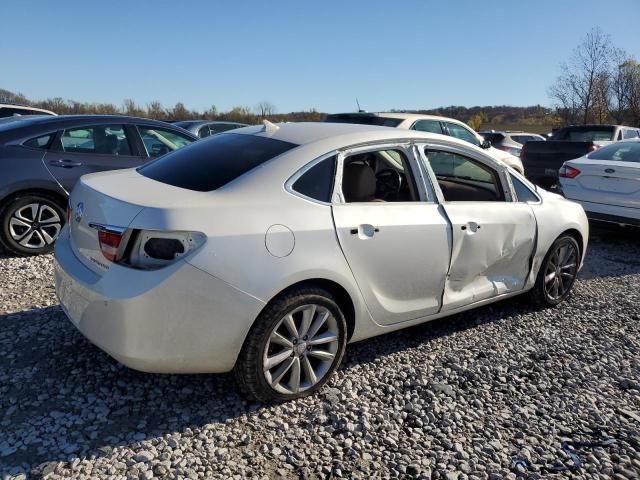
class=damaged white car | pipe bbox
[54,122,589,402]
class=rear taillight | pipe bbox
[559,165,581,179]
[97,230,124,262]
[126,230,206,270]
[589,144,599,152]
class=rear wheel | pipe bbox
[0,194,65,256]
[530,235,580,307]
[235,287,347,402]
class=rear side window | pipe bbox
[291,156,336,203]
[444,122,480,146]
[23,134,53,149]
[139,133,297,191]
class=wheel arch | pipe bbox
[559,227,584,258]
[262,278,357,341]
[0,187,67,212]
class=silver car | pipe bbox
[54,122,589,402]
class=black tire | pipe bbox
[0,193,66,256]
[235,286,347,402]
[529,234,580,307]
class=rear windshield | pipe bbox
[324,114,403,127]
[480,133,505,143]
[138,133,297,191]
[551,126,615,142]
[588,141,640,163]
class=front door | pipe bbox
[43,124,142,192]
[423,148,537,311]
[331,145,451,325]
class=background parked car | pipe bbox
[0,103,56,118]
[478,130,545,157]
[0,115,196,256]
[521,124,640,188]
[171,120,248,138]
[325,112,525,173]
[559,139,640,227]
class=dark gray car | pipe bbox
[0,115,196,255]
[172,120,248,138]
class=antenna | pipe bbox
[356,98,365,113]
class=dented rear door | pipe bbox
[440,202,536,311]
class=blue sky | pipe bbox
[2,0,639,113]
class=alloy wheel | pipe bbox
[8,203,62,249]
[544,241,578,300]
[263,304,340,394]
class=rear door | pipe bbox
[43,124,142,192]
[331,143,451,325]
[422,147,537,311]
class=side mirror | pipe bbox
[481,139,491,149]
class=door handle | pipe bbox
[49,159,83,168]
[350,224,379,238]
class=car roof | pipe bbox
[0,115,196,141]
[232,121,465,150]
[0,104,56,115]
[329,111,474,128]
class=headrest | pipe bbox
[343,163,376,202]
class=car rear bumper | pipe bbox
[566,199,640,227]
[54,227,265,373]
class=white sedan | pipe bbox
[55,122,588,402]
[559,139,640,227]
[325,112,525,174]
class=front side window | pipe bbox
[341,149,419,203]
[412,120,443,134]
[23,134,53,149]
[138,126,194,158]
[138,133,297,191]
[425,149,504,201]
[511,174,539,202]
[291,156,336,203]
[444,122,480,146]
[60,125,131,155]
[588,142,640,163]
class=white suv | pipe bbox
[325,112,525,174]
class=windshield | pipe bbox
[324,114,403,127]
[588,141,640,163]
[138,133,297,191]
[552,126,615,142]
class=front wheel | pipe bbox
[235,287,347,402]
[0,194,65,256]
[530,235,580,307]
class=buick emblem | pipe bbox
[74,202,84,222]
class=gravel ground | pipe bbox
[1,226,639,480]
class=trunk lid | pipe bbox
[564,159,640,209]
[67,169,209,275]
